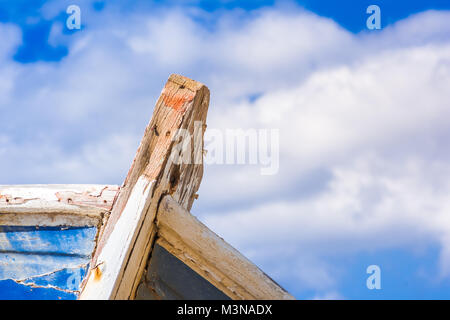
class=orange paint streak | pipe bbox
[94,266,102,281]
[162,89,195,111]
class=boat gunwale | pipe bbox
[0,184,119,227]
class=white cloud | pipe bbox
[203,153,450,295]
[0,23,21,59]
[197,43,450,213]
[311,291,344,300]
[204,154,450,251]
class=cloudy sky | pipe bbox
[1,0,450,299]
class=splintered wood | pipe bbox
[80,74,210,300]
[0,185,119,227]
[80,74,293,300]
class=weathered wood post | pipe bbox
[80,74,210,299]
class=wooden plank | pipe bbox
[155,195,295,300]
[0,226,97,256]
[135,243,231,300]
[0,185,118,299]
[0,225,98,298]
[0,185,119,227]
[80,74,210,300]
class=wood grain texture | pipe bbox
[135,243,231,300]
[80,74,210,300]
[156,195,295,300]
[0,185,119,227]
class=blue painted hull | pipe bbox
[0,226,97,299]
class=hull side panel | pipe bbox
[0,226,97,299]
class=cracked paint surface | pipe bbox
[0,226,97,299]
[0,279,77,299]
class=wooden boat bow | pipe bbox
[0,75,294,300]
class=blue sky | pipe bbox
[3,0,450,63]
[0,0,450,299]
